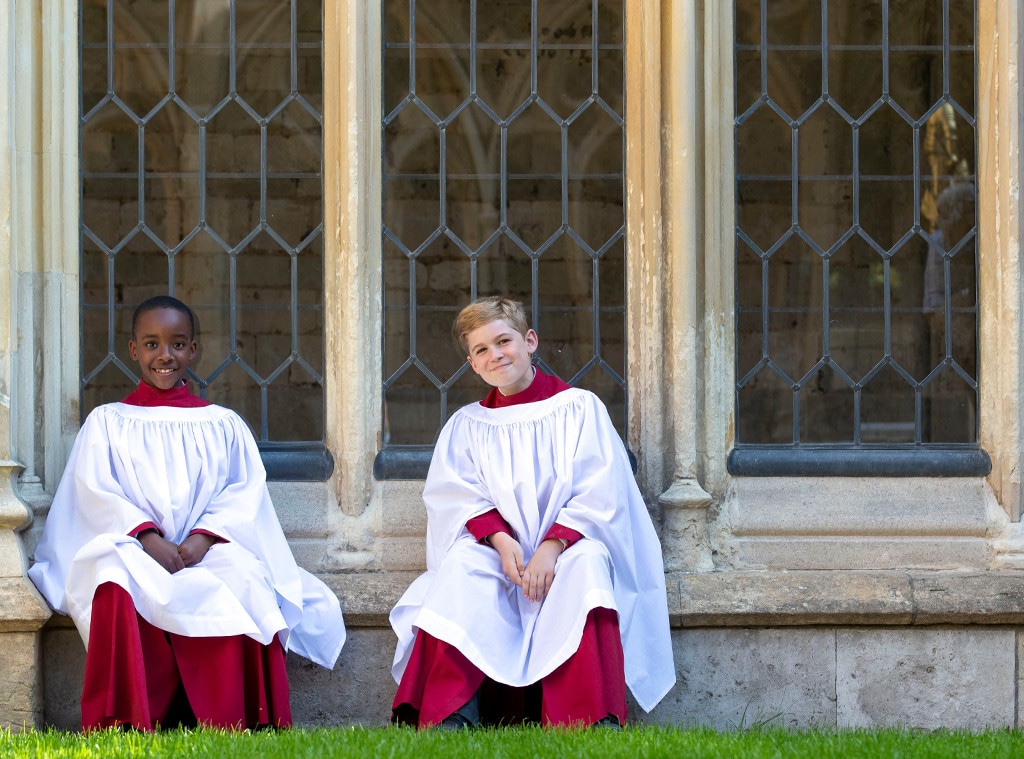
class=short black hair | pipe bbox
[131,295,196,339]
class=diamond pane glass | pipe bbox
[734,0,977,447]
[382,0,627,449]
[80,0,325,447]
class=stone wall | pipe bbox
[35,568,1024,731]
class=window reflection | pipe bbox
[734,0,977,446]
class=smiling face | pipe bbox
[128,307,197,390]
[465,318,538,396]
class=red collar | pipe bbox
[121,381,211,408]
[481,369,571,408]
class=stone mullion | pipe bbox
[625,0,672,500]
[650,0,726,571]
[978,0,1024,522]
[325,0,382,518]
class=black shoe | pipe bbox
[593,714,622,730]
[437,712,474,730]
[435,689,481,730]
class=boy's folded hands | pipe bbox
[489,532,525,588]
[521,539,563,603]
[138,530,217,573]
[138,531,185,574]
[488,532,564,603]
[178,532,217,567]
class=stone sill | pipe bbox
[329,570,1024,628]
[669,570,1024,627]
[0,577,55,632]
[39,569,1024,631]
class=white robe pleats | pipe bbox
[29,402,345,669]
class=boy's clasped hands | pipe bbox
[488,532,565,603]
[138,530,217,574]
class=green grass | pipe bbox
[2,725,1023,759]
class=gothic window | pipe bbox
[80,0,329,478]
[377,0,626,477]
[731,0,986,475]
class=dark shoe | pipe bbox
[593,714,622,730]
[437,712,474,730]
[434,688,481,730]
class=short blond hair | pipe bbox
[452,296,531,354]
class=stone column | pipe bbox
[0,412,51,730]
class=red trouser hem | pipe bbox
[392,607,626,728]
[82,582,292,731]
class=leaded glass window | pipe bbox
[732,0,980,470]
[378,0,626,473]
[80,0,328,476]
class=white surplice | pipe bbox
[389,388,675,713]
[28,402,345,669]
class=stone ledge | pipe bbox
[37,570,1024,630]
[671,570,1024,627]
[910,572,1024,624]
[40,571,424,631]
[326,569,1024,628]
[0,577,53,632]
[323,572,420,627]
[726,477,996,536]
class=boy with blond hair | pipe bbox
[390,295,673,728]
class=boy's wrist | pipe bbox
[486,530,513,546]
[541,537,567,553]
[487,532,505,548]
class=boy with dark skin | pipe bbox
[129,305,217,573]
[30,296,345,731]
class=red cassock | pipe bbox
[84,582,291,730]
[392,370,628,727]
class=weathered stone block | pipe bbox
[1018,631,1024,729]
[0,578,51,635]
[380,481,427,538]
[641,628,837,729]
[724,477,999,570]
[268,481,330,537]
[0,631,42,730]
[323,572,415,627]
[41,626,85,731]
[378,537,426,573]
[659,479,714,573]
[288,629,398,727]
[912,571,1024,624]
[727,477,993,536]
[674,570,914,626]
[733,536,992,571]
[836,628,1015,729]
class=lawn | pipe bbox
[2,725,1023,758]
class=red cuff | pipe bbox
[129,522,161,538]
[466,509,513,543]
[188,528,227,544]
[544,523,583,549]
